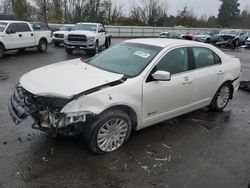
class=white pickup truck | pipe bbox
[0,20,52,58]
[64,22,112,55]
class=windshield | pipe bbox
[59,26,72,31]
[73,24,97,32]
[199,31,210,35]
[220,30,239,35]
[84,42,162,77]
[0,22,7,32]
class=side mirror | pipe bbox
[98,29,105,33]
[152,70,171,81]
[67,28,72,31]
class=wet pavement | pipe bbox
[0,40,250,188]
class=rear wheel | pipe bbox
[37,39,47,53]
[210,83,232,111]
[0,44,5,58]
[84,110,132,154]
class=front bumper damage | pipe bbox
[216,35,236,46]
[8,84,92,136]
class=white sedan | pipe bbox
[9,39,241,154]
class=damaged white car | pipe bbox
[9,39,241,154]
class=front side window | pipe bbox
[84,42,162,77]
[155,48,189,75]
[192,47,221,68]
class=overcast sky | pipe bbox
[117,0,250,17]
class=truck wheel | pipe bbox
[210,82,232,111]
[91,41,99,56]
[66,48,73,55]
[105,38,109,48]
[37,39,47,53]
[0,44,5,58]
[84,109,132,154]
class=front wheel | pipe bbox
[37,39,47,53]
[90,42,99,56]
[210,83,232,111]
[85,110,132,154]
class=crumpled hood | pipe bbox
[68,30,96,37]
[20,59,123,99]
[219,34,237,38]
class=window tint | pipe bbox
[192,47,221,68]
[156,48,189,75]
[6,23,15,33]
[15,23,31,32]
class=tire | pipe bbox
[210,83,232,111]
[105,38,109,49]
[91,41,99,56]
[205,38,210,43]
[85,109,132,154]
[37,39,47,53]
[0,44,5,58]
[66,48,73,55]
[234,39,239,48]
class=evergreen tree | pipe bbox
[217,0,240,27]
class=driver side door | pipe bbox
[142,47,194,128]
[5,23,21,49]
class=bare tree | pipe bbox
[130,0,167,25]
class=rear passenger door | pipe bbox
[190,47,224,107]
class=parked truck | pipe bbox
[0,20,52,58]
[64,22,112,55]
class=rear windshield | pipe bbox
[84,42,162,77]
[0,22,7,32]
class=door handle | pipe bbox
[19,34,22,37]
[182,76,192,85]
[217,70,224,75]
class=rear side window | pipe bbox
[192,47,221,69]
[156,48,189,75]
[15,23,31,32]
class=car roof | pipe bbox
[125,38,206,48]
[0,20,29,24]
[76,22,101,25]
